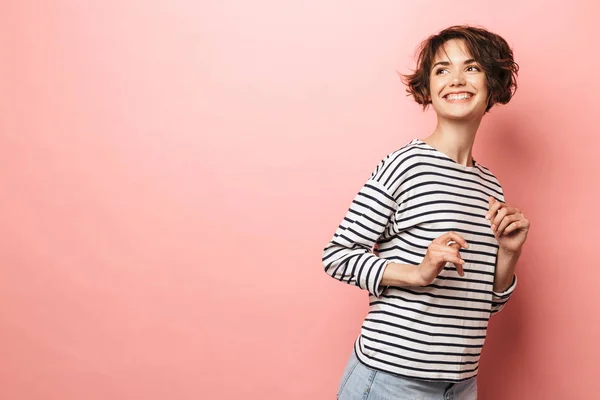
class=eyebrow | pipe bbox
[431,58,478,70]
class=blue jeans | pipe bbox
[337,350,477,400]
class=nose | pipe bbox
[450,71,466,86]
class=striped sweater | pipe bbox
[322,138,517,382]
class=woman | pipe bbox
[322,25,530,399]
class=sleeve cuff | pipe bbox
[492,274,517,298]
[371,259,391,298]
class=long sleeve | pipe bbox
[320,139,523,381]
[490,185,518,315]
[321,175,398,298]
[490,274,517,314]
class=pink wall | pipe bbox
[1,1,597,399]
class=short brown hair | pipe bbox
[401,25,519,113]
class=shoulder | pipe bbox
[474,162,505,201]
[473,159,503,185]
[368,139,424,191]
[474,160,498,178]
[383,139,426,161]
[375,138,424,166]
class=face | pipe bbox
[428,39,488,121]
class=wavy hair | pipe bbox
[401,25,519,113]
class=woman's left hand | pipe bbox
[486,196,530,254]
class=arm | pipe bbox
[322,179,398,297]
[322,155,473,295]
[493,248,520,293]
[381,231,469,288]
[487,195,530,314]
[490,248,519,314]
[379,262,422,287]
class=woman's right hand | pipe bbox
[415,231,469,286]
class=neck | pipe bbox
[424,116,483,167]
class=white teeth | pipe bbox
[445,93,472,100]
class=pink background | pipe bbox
[1,1,598,399]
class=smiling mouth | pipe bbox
[444,93,473,101]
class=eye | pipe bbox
[435,68,448,75]
[466,65,481,72]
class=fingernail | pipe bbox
[485,214,490,220]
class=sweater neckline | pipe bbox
[413,139,478,171]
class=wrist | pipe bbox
[493,273,516,294]
[381,262,422,287]
[498,247,522,257]
[408,264,426,286]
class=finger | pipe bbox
[434,245,463,259]
[447,242,462,250]
[441,251,465,277]
[435,231,469,249]
[449,244,465,276]
[440,251,464,267]
[491,207,520,233]
[496,213,520,235]
[437,242,462,252]
[503,219,525,235]
[486,196,503,220]
[454,260,464,277]
[433,242,462,256]
[437,245,465,277]
[491,207,509,233]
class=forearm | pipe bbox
[493,248,521,292]
[380,262,422,287]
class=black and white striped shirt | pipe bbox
[322,138,517,382]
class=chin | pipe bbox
[446,112,480,120]
[434,106,486,121]
[432,98,487,121]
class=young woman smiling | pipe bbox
[322,25,530,399]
